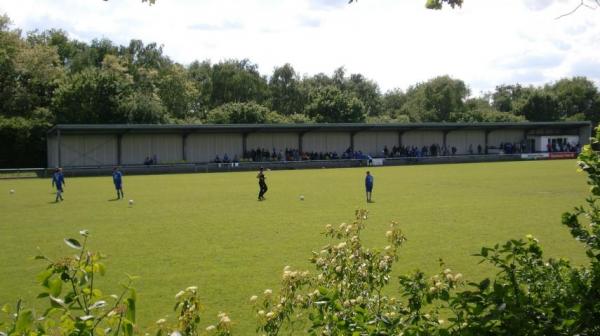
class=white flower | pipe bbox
[386,231,393,238]
[337,242,347,249]
[258,310,265,316]
[175,291,185,299]
[156,318,166,325]
[185,286,197,292]
[266,312,275,319]
[250,295,258,303]
[205,325,216,332]
[219,315,231,326]
[264,289,272,296]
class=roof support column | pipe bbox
[242,133,248,156]
[398,131,404,147]
[298,132,305,154]
[117,134,122,165]
[182,133,188,162]
[350,131,356,152]
[484,130,491,155]
[57,129,62,168]
[443,130,449,148]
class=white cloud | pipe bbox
[0,0,599,95]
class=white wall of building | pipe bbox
[186,133,243,163]
[52,135,117,167]
[246,133,298,152]
[122,134,182,165]
[402,130,443,148]
[354,131,398,156]
[446,130,486,154]
[303,132,350,153]
[488,129,525,147]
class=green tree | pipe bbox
[550,76,600,121]
[52,56,133,123]
[188,60,213,119]
[450,97,525,122]
[305,85,366,123]
[157,64,199,120]
[401,75,469,122]
[210,59,269,107]
[206,101,284,124]
[516,88,560,121]
[268,63,304,116]
[346,73,382,116]
[382,88,408,119]
[492,84,532,113]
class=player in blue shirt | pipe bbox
[52,168,65,202]
[112,167,124,199]
[365,171,374,203]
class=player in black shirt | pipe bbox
[257,167,268,201]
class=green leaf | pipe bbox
[15,309,33,333]
[36,269,53,285]
[126,297,136,323]
[479,278,490,291]
[48,277,62,297]
[1,303,11,314]
[64,238,82,250]
[122,320,134,336]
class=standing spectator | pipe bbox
[52,168,65,202]
[365,171,374,203]
[257,167,268,201]
[112,167,124,200]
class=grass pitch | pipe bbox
[0,160,589,333]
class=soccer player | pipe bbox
[365,171,374,203]
[52,168,65,202]
[112,167,124,199]
[257,167,268,201]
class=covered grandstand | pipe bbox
[46,122,591,168]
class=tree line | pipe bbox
[1,13,599,166]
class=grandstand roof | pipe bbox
[48,121,591,135]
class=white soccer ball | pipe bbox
[300,195,304,201]
[129,199,134,205]
[9,189,15,194]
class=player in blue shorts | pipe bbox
[112,167,124,199]
[52,168,65,202]
[365,171,374,203]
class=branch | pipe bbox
[556,0,599,19]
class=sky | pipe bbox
[0,0,599,95]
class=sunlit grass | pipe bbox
[0,160,588,333]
